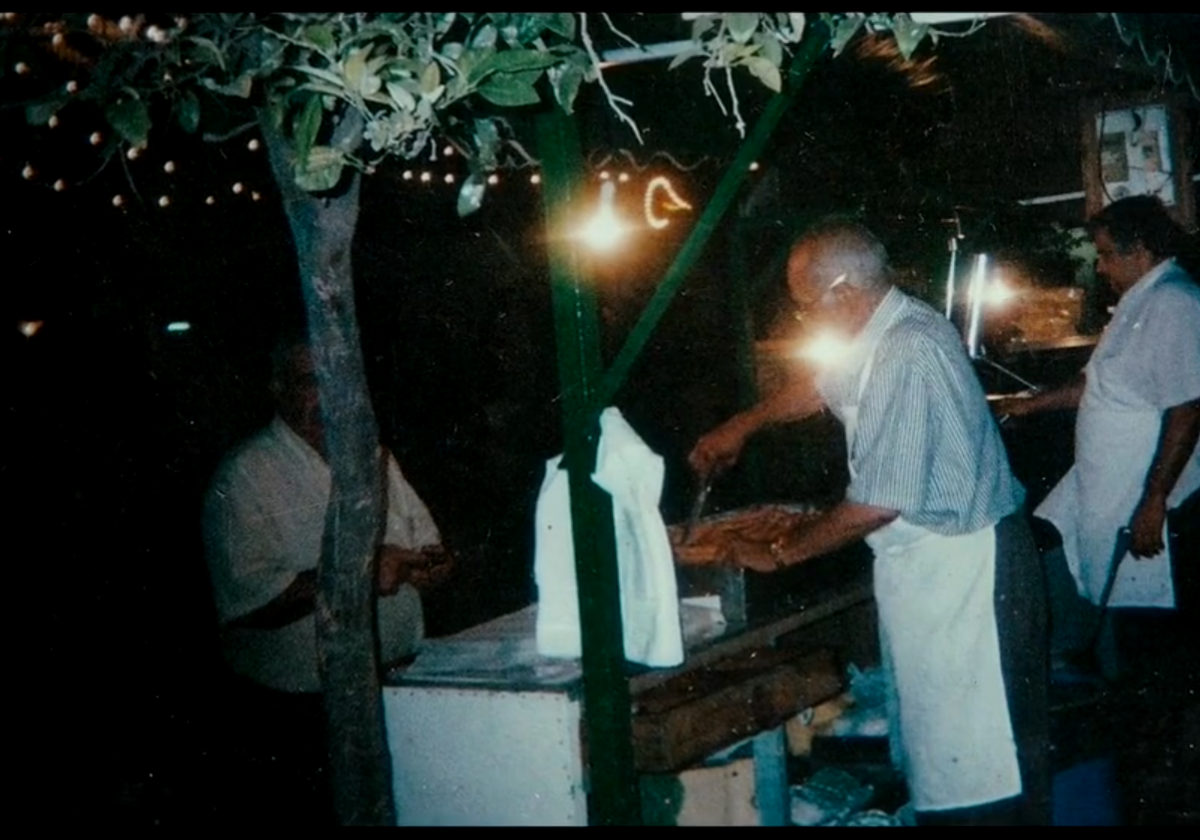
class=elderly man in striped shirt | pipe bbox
[688,218,1049,826]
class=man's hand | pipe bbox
[1129,494,1168,559]
[990,394,1036,423]
[377,545,454,595]
[688,420,749,479]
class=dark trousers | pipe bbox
[916,511,1052,826]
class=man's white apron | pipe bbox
[1035,322,1188,608]
[833,318,1021,812]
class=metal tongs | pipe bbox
[680,472,715,545]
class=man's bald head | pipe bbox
[789,218,893,296]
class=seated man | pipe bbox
[203,337,452,694]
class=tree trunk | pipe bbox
[261,113,395,826]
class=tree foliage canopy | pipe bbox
[3,12,967,213]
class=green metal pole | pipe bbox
[537,106,642,826]
[599,23,830,406]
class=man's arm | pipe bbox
[733,501,899,573]
[1130,398,1200,558]
[688,376,826,478]
[224,570,318,630]
[992,373,1086,420]
[377,544,454,595]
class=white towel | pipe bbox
[534,407,684,668]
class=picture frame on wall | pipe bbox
[1083,96,1194,227]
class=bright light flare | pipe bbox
[795,329,853,368]
[984,279,1018,308]
[578,181,628,252]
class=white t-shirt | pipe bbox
[203,417,441,692]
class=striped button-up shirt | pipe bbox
[817,287,1025,536]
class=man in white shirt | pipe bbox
[204,338,452,693]
[202,337,452,824]
[997,196,1200,677]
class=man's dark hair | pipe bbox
[1088,195,1184,260]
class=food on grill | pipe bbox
[669,504,821,566]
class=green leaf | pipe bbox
[473,118,501,169]
[478,70,543,108]
[516,13,555,43]
[176,91,201,134]
[293,95,323,170]
[471,24,498,49]
[343,49,369,94]
[184,36,227,71]
[206,73,255,99]
[667,48,703,72]
[304,23,336,53]
[890,14,930,61]
[420,61,442,96]
[457,173,487,217]
[726,13,761,45]
[691,16,718,40]
[831,14,865,57]
[106,98,152,147]
[548,63,585,114]
[387,81,417,111]
[473,49,558,84]
[744,56,782,93]
[756,32,783,68]
[545,13,576,40]
[294,145,345,193]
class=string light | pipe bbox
[443,145,455,157]
[487,173,500,186]
[617,173,630,183]
[158,195,171,208]
[599,171,611,181]
[112,194,126,208]
[530,173,542,185]
[14,62,30,75]
[53,179,67,192]
[644,176,693,231]
[247,138,261,152]
[18,321,45,339]
[749,161,761,172]
[65,80,78,94]
[402,170,414,181]
[251,191,262,201]
[21,164,35,180]
[163,161,176,174]
[52,32,64,47]
[232,182,245,194]
[126,146,142,161]
[205,196,216,206]
[47,114,60,129]
[89,132,103,146]
[420,171,432,183]
[443,173,455,185]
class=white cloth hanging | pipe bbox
[534,407,684,668]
